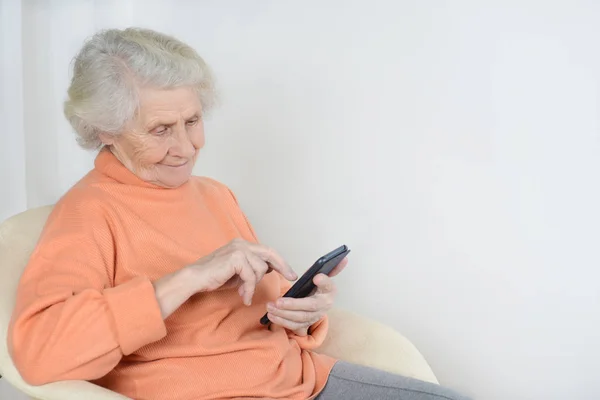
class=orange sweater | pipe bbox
[9,149,336,399]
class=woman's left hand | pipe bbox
[266,257,348,336]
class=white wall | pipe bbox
[2,1,600,400]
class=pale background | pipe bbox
[1,1,600,400]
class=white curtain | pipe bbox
[1,0,26,222]
[0,0,177,222]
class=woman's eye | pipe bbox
[153,127,168,135]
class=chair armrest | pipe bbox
[1,349,128,400]
[21,380,131,400]
[317,307,439,384]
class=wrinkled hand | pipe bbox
[266,257,348,336]
[188,238,297,305]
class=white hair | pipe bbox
[64,27,216,149]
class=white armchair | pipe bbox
[0,206,438,399]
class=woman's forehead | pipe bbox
[138,87,202,123]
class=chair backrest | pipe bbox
[0,206,53,384]
[0,206,439,399]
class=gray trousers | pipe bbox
[316,361,471,400]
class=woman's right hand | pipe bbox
[188,238,297,305]
[153,239,297,319]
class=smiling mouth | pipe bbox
[163,161,189,168]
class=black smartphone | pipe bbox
[260,245,350,325]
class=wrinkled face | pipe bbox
[100,86,204,188]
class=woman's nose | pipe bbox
[171,124,196,158]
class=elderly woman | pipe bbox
[8,28,468,400]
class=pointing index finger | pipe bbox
[247,243,297,280]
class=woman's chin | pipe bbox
[155,165,193,188]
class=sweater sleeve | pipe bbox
[8,197,167,386]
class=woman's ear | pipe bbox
[98,132,115,146]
